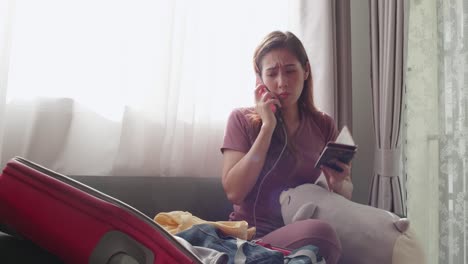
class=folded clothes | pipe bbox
[154,210,256,240]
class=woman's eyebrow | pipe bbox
[265,63,298,71]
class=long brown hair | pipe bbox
[249,31,317,171]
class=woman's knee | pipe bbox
[286,219,342,264]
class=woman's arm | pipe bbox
[222,84,281,205]
[222,123,275,205]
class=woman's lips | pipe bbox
[279,93,289,99]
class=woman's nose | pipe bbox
[277,73,288,90]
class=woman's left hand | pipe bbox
[320,160,352,196]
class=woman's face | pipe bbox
[260,48,309,109]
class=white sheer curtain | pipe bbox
[0,0,14,168]
[0,0,289,176]
[407,0,468,263]
[0,1,337,177]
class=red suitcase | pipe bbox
[0,157,202,264]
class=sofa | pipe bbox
[0,175,233,263]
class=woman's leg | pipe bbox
[260,219,342,264]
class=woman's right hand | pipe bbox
[254,84,281,130]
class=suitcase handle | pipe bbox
[107,253,139,264]
[89,231,154,264]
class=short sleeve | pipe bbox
[325,114,339,142]
[220,108,252,154]
[313,111,339,142]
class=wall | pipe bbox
[350,0,374,204]
[405,0,439,262]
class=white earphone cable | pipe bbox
[252,119,288,239]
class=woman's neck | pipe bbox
[280,105,301,135]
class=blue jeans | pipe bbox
[176,224,325,264]
[176,224,284,264]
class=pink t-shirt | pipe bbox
[221,107,338,237]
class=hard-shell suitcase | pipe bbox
[0,157,202,264]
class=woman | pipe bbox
[220,31,353,263]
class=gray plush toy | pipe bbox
[279,182,425,264]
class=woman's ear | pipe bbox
[304,62,311,80]
[255,71,263,85]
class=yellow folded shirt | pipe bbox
[154,211,255,240]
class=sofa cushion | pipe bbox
[71,176,233,221]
